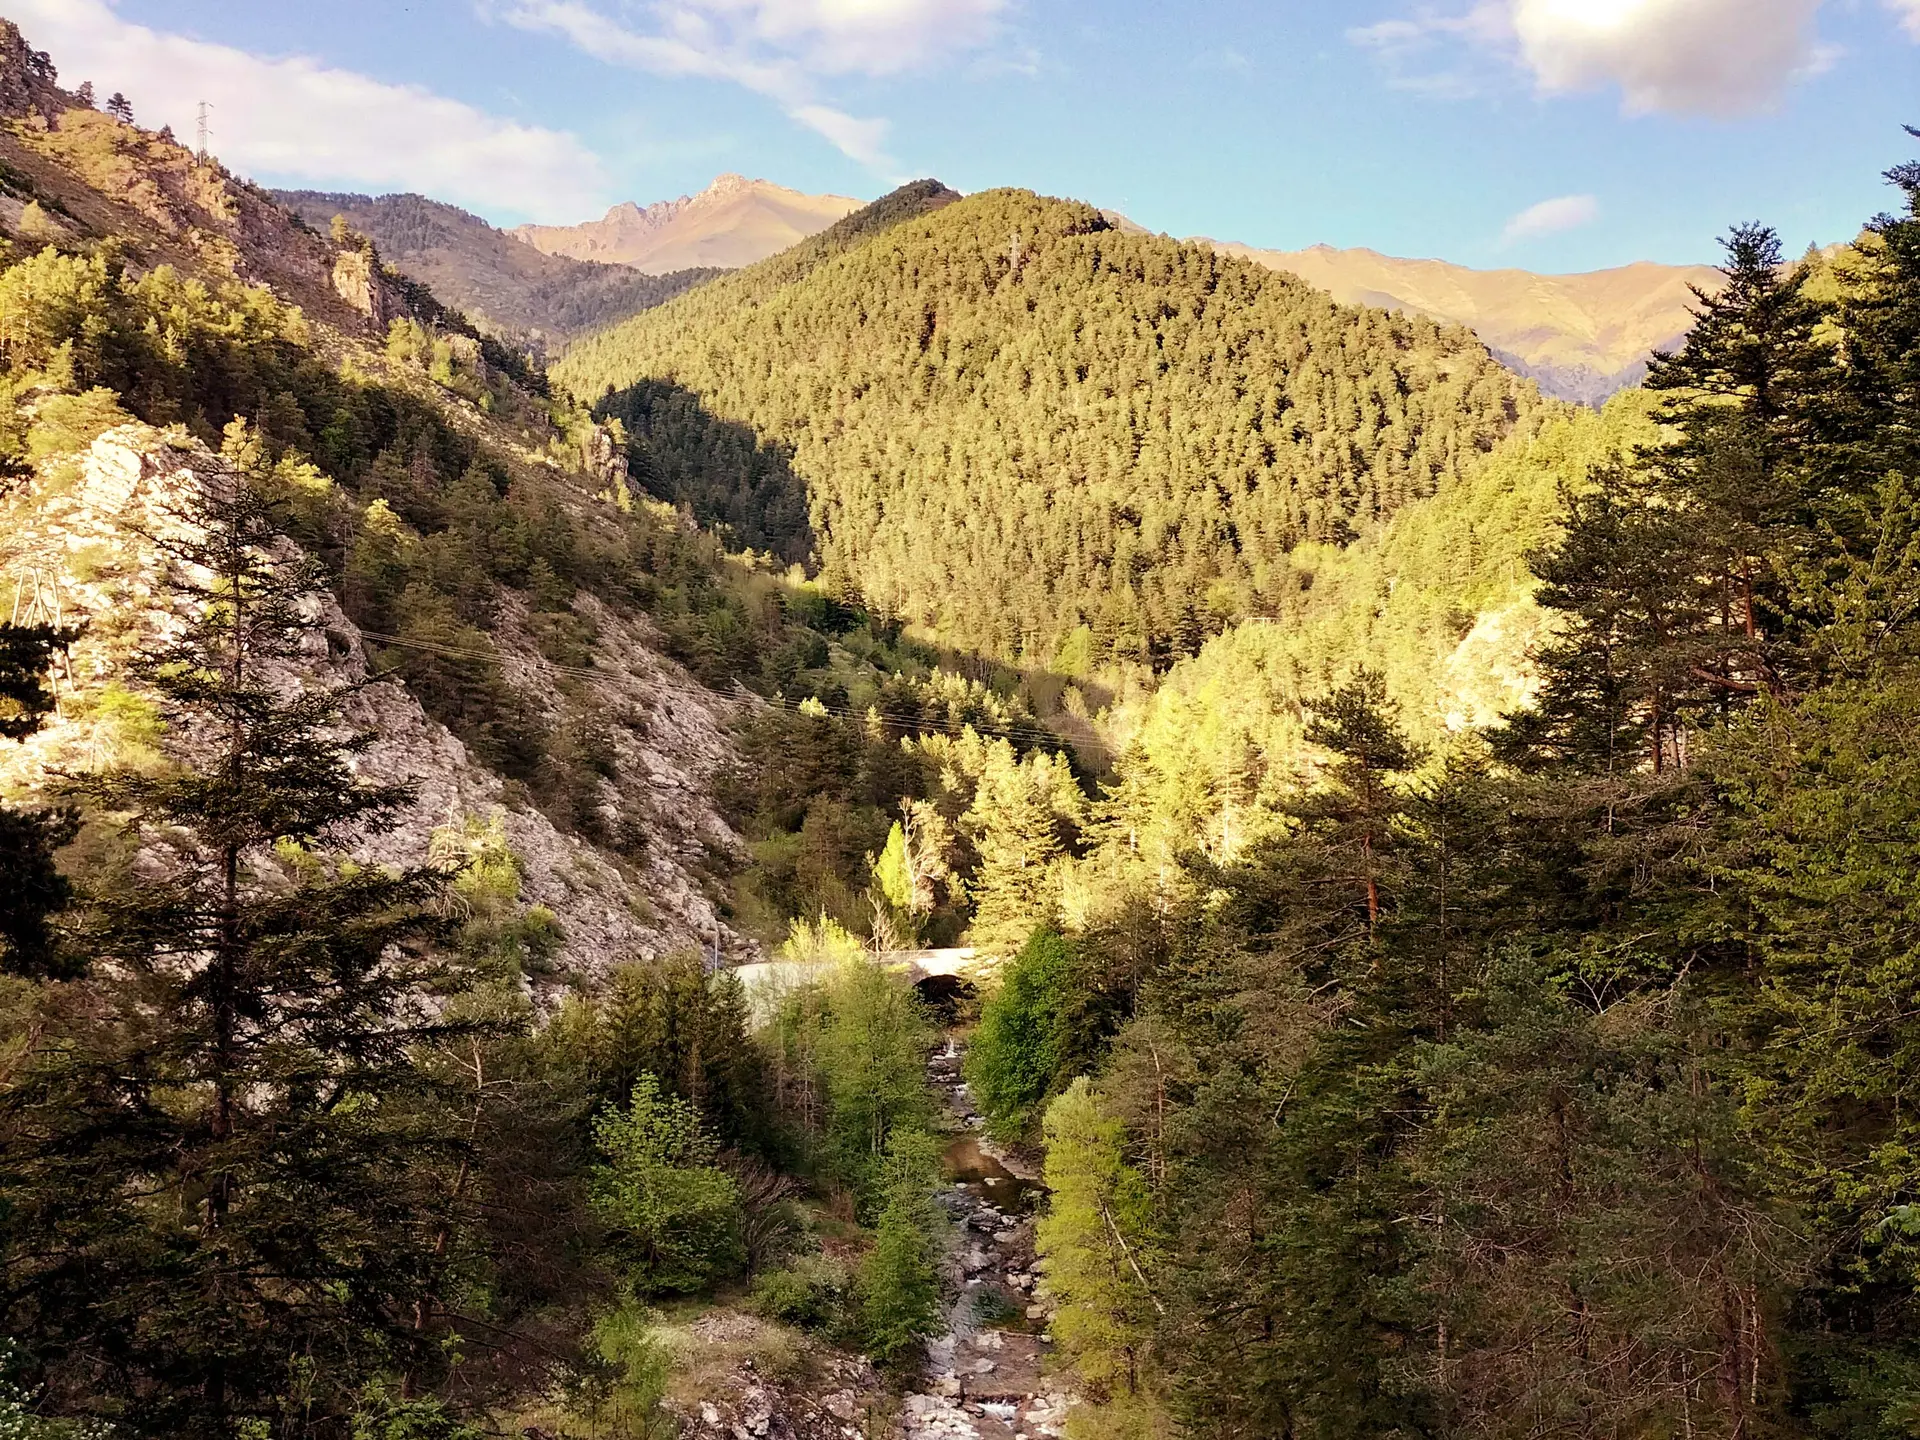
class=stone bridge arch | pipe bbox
[727,947,997,1020]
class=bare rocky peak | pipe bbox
[510,173,863,272]
[592,174,807,233]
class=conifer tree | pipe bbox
[0,622,77,979]
[1502,462,1707,773]
[1296,669,1420,931]
[1510,227,1842,778]
[585,952,767,1149]
[854,1130,943,1368]
[965,747,1077,956]
[1643,222,1837,694]
[0,459,480,1434]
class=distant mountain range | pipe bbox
[1208,242,1716,405]
[284,172,1716,403]
[509,174,863,274]
[274,190,721,346]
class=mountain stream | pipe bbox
[898,1039,1074,1439]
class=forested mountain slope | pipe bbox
[959,148,1920,1439]
[1091,392,1659,876]
[15,6,1920,1437]
[558,186,1543,668]
[275,188,723,347]
[0,26,1076,1439]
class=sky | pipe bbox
[10,0,1920,272]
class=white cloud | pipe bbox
[685,0,1003,76]
[1353,0,1850,117]
[6,0,609,222]
[1512,0,1824,116]
[497,0,1005,170]
[1500,192,1600,245]
[1346,4,1509,99]
[1888,0,1920,39]
[790,104,892,167]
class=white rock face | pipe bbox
[0,425,753,976]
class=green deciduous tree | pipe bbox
[965,927,1076,1140]
[1037,1079,1162,1408]
[818,954,936,1194]
[588,1073,743,1296]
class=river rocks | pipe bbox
[901,1393,981,1438]
[908,1034,1077,1439]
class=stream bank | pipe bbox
[898,1038,1076,1439]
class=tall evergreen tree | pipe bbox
[965,747,1078,956]
[0,461,482,1434]
[1295,669,1421,931]
[1643,222,1838,695]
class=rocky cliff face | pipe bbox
[0,425,754,977]
[271,189,722,345]
[0,13,771,977]
[0,24,407,337]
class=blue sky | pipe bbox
[14,0,1920,271]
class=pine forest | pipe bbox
[4,16,1920,1440]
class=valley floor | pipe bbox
[902,1039,1073,1440]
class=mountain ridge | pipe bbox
[1204,238,1718,404]
[511,172,864,273]
[557,183,1544,668]
[274,187,722,346]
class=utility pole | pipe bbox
[196,100,212,162]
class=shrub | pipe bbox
[749,1253,853,1332]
